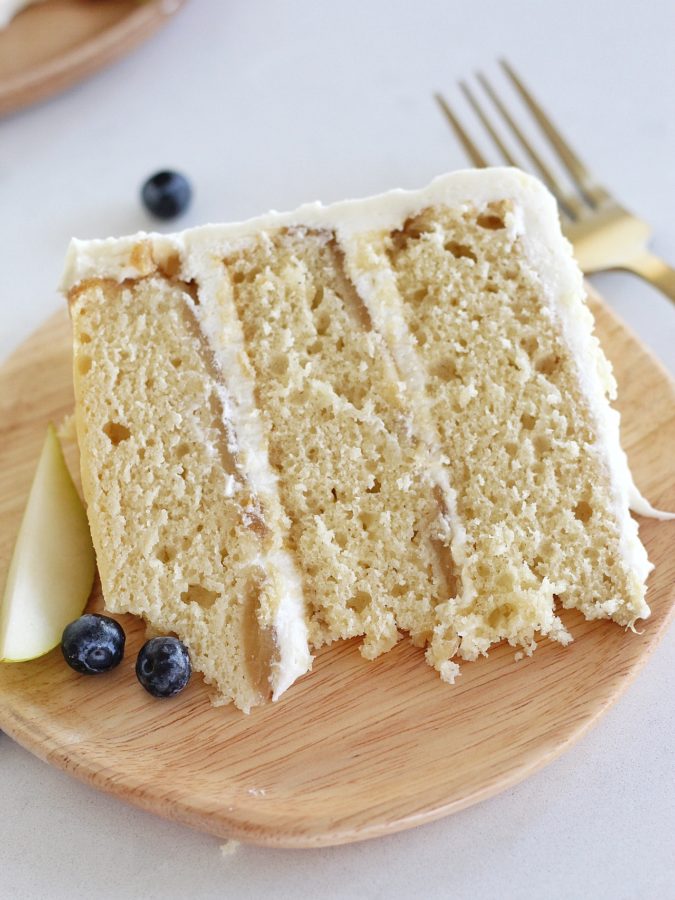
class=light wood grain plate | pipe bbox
[0,0,187,117]
[0,294,674,848]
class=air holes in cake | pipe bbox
[231,267,261,286]
[180,584,219,610]
[528,556,545,579]
[520,335,539,356]
[574,500,593,523]
[535,354,560,376]
[79,332,92,344]
[103,421,131,445]
[270,353,289,376]
[171,357,183,369]
[409,321,427,346]
[330,487,338,502]
[533,434,551,454]
[445,241,477,262]
[476,561,492,580]
[488,603,514,627]
[497,572,516,591]
[155,545,173,564]
[366,478,381,494]
[339,381,367,410]
[347,591,371,613]
[310,286,324,310]
[405,223,428,241]
[78,355,92,375]
[315,312,331,336]
[390,221,426,253]
[521,412,536,430]
[476,213,505,230]
[430,358,458,381]
[360,511,378,532]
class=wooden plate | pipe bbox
[0,0,188,117]
[0,295,674,848]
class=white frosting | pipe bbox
[64,169,574,286]
[628,483,675,521]
[185,255,312,700]
[265,550,313,700]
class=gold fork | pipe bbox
[435,60,675,304]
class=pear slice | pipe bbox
[0,424,96,662]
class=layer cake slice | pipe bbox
[62,168,667,711]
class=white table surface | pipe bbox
[2,1,674,897]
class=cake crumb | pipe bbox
[220,839,240,857]
[438,660,460,684]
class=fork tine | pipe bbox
[434,93,488,168]
[461,79,572,226]
[500,60,610,207]
[476,71,585,219]
[459,81,519,168]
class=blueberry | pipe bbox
[141,170,192,220]
[136,636,191,698]
[61,614,125,675]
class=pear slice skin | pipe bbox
[0,424,96,662]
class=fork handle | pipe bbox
[619,251,675,305]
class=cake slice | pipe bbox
[62,168,667,709]
[66,272,311,712]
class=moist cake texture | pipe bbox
[62,168,668,711]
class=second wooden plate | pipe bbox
[0,0,188,117]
